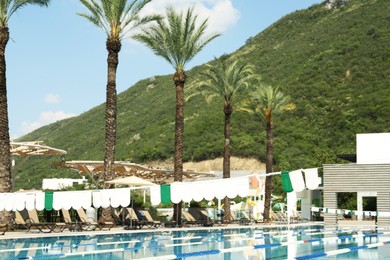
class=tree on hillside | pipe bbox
[0,0,51,227]
[133,6,219,226]
[78,0,158,188]
[187,58,256,223]
[240,85,295,223]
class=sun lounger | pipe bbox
[26,209,66,233]
[14,210,30,230]
[112,208,126,226]
[77,208,114,231]
[240,211,251,225]
[182,211,198,226]
[195,209,214,227]
[122,208,145,230]
[138,210,162,228]
[182,211,213,227]
[229,211,240,224]
[0,224,6,235]
[270,211,287,224]
[61,209,87,231]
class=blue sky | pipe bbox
[7,0,322,139]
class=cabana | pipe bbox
[323,133,390,227]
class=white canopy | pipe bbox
[150,176,251,205]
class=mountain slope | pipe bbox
[16,0,390,189]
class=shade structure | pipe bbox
[10,141,66,156]
[105,176,157,187]
[63,160,218,184]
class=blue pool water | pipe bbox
[1,225,390,259]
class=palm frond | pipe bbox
[240,84,295,120]
[133,6,220,71]
[0,0,50,26]
[79,0,157,40]
[188,58,255,107]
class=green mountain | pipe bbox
[15,0,390,190]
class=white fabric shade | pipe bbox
[4,193,15,211]
[0,193,5,211]
[14,193,26,211]
[110,188,130,208]
[150,185,161,206]
[151,176,250,205]
[3,168,320,211]
[25,193,36,211]
[35,192,45,211]
[54,190,92,210]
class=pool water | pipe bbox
[1,225,390,259]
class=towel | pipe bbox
[304,168,320,190]
[281,171,293,192]
[289,170,306,192]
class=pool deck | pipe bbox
[0,221,323,240]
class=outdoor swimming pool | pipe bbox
[1,225,390,259]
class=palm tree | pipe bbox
[0,0,51,227]
[78,0,159,186]
[240,85,295,223]
[133,6,219,226]
[188,58,255,222]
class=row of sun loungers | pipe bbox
[14,208,114,233]
[7,208,307,234]
[112,207,215,229]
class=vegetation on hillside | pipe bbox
[15,0,390,190]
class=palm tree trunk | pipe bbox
[101,38,121,221]
[263,108,273,223]
[0,26,12,227]
[172,69,186,226]
[223,103,232,223]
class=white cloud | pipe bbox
[44,93,60,104]
[141,0,240,34]
[21,111,76,135]
[123,0,239,57]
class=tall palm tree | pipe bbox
[188,58,255,222]
[240,85,295,223]
[78,0,159,186]
[133,6,219,225]
[0,0,51,226]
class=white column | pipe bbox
[357,192,363,221]
[287,192,297,221]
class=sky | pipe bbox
[7,0,323,139]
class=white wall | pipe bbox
[42,178,86,190]
[357,133,390,164]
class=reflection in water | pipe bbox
[1,226,390,259]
